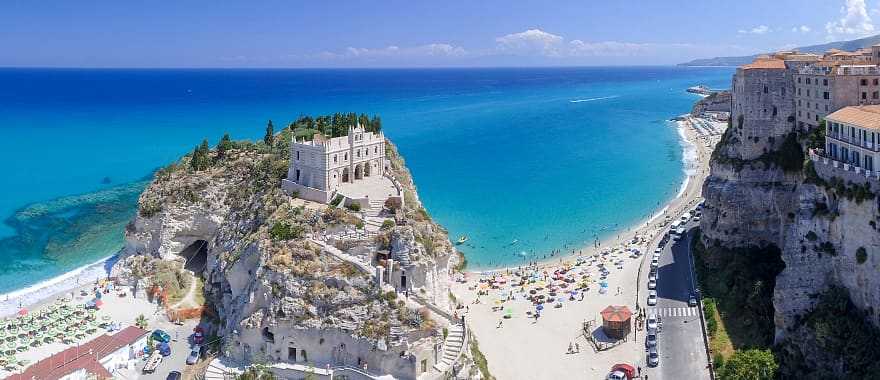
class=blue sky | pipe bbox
[2,0,879,67]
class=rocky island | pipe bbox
[111,116,481,380]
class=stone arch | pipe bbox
[354,164,363,180]
[342,167,350,183]
[364,161,371,177]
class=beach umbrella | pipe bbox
[536,304,544,311]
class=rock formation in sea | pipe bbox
[112,127,479,379]
[701,62,880,376]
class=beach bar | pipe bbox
[600,305,632,339]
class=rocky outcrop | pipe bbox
[114,131,464,379]
[691,91,731,116]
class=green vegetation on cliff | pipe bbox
[694,232,785,378]
[777,286,880,378]
[288,112,382,139]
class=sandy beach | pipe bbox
[450,115,724,379]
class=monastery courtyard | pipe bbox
[337,175,398,202]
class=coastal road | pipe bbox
[643,222,710,380]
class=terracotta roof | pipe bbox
[5,326,148,380]
[741,59,786,70]
[601,305,632,322]
[826,105,880,130]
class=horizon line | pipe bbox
[0,63,738,70]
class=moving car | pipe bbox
[648,347,660,367]
[166,371,182,380]
[647,291,658,306]
[648,280,657,290]
[688,293,698,307]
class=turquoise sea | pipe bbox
[0,66,733,295]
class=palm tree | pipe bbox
[135,314,148,329]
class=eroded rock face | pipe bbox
[702,65,880,370]
[116,138,462,379]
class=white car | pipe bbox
[647,314,658,331]
[648,273,657,282]
[650,258,659,268]
[648,280,657,290]
[647,291,658,306]
[653,248,661,258]
[648,347,660,367]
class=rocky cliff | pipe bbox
[114,129,472,379]
[701,66,880,376]
[691,91,731,116]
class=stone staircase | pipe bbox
[204,357,242,380]
[433,324,466,373]
[365,199,386,217]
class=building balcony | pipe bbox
[809,149,880,182]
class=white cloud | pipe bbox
[738,25,770,34]
[825,0,875,39]
[792,25,811,33]
[495,29,565,56]
[288,28,748,66]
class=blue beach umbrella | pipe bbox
[536,304,544,311]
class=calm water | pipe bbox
[0,66,733,293]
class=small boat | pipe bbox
[456,235,469,245]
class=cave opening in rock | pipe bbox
[179,240,208,274]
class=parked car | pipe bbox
[648,273,656,282]
[606,364,635,380]
[688,294,698,307]
[166,371,182,380]
[186,349,200,365]
[647,291,658,306]
[693,215,701,222]
[650,258,659,269]
[647,314,659,331]
[648,280,657,290]
[648,347,660,367]
[645,332,658,348]
[151,330,171,343]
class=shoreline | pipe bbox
[0,253,119,317]
[467,113,717,274]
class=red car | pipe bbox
[192,327,204,345]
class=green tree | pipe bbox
[217,133,233,160]
[264,120,275,146]
[718,349,778,380]
[235,364,277,380]
[190,139,211,171]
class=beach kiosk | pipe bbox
[600,305,632,340]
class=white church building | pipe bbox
[282,124,402,207]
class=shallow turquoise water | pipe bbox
[0,67,733,293]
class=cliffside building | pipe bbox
[794,64,880,129]
[821,105,880,173]
[282,124,389,204]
